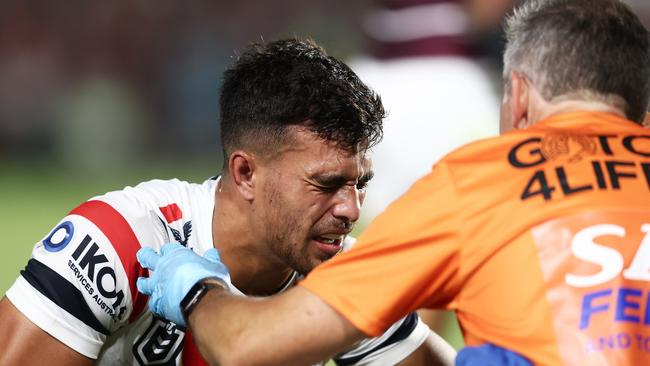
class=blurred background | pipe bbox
[0,0,376,291]
[2,0,648,353]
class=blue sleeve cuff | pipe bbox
[456,343,532,366]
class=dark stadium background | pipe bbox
[0,0,371,293]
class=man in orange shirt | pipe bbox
[136,0,650,365]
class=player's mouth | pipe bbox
[312,234,345,256]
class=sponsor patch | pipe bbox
[532,212,650,364]
[69,234,127,321]
[43,221,75,252]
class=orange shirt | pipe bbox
[301,112,650,365]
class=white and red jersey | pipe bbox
[5,177,429,366]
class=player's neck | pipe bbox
[212,183,296,296]
[224,259,296,297]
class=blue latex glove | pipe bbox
[136,242,231,327]
[456,344,532,366]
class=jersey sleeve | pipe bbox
[333,312,430,366]
[5,200,149,359]
[300,161,463,336]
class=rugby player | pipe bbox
[136,1,650,365]
[0,38,454,366]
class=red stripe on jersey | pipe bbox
[182,330,209,366]
[69,200,149,323]
[160,203,183,223]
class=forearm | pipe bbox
[188,289,271,365]
[136,244,365,365]
[188,286,364,366]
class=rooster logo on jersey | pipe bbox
[158,203,193,247]
[170,222,192,247]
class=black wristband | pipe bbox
[180,278,226,324]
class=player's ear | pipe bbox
[228,150,256,202]
[510,70,530,130]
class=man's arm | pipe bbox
[0,297,93,366]
[188,284,364,366]
[138,244,363,365]
[138,244,458,366]
[189,285,457,366]
[2,200,153,364]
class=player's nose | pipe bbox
[332,186,361,223]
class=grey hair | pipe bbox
[502,0,650,122]
[503,1,550,88]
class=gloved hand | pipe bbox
[136,242,231,326]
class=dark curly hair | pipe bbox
[219,38,385,161]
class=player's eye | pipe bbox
[316,184,339,193]
[356,176,372,191]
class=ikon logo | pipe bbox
[43,221,75,252]
[71,234,125,309]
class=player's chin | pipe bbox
[302,253,333,274]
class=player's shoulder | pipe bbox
[100,178,213,206]
[334,312,431,365]
[4,178,220,359]
[66,177,216,252]
[87,177,214,220]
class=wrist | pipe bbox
[180,277,228,325]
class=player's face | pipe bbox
[255,127,372,275]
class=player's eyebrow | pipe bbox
[359,171,374,184]
[313,170,374,187]
[313,174,349,187]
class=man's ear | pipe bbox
[228,151,256,202]
[510,71,530,130]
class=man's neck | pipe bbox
[211,180,295,296]
[531,91,627,125]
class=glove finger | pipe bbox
[136,277,155,296]
[148,293,161,316]
[136,247,160,270]
[203,248,222,263]
[160,242,183,255]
